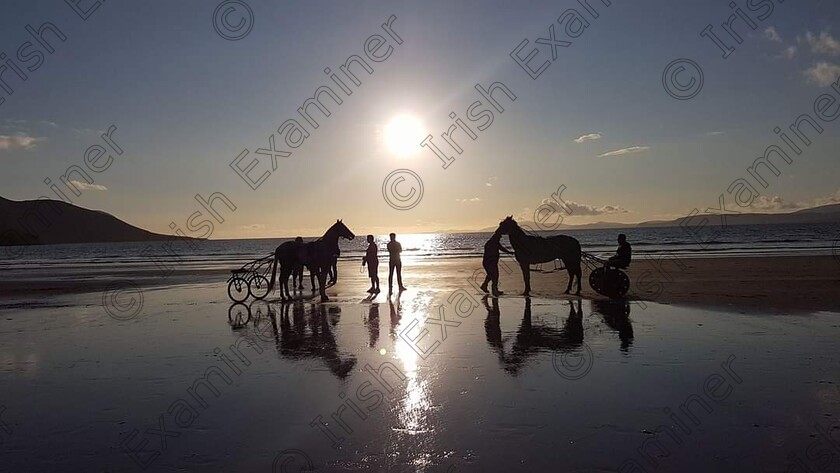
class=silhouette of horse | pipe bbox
[268,220,355,302]
[497,216,582,295]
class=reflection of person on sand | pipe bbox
[607,234,632,270]
[480,230,514,296]
[592,300,634,352]
[362,234,380,294]
[387,233,407,293]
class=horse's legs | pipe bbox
[564,265,573,294]
[520,261,531,296]
[279,268,291,301]
[309,266,317,293]
[317,267,329,302]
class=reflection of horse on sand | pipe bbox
[483,297,584,376]
[257,302,357,379]
[267,220,355,302]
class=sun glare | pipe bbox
[384,114,425,157]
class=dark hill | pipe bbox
[0,196,184,245]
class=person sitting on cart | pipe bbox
[292,236,305,290]
[606,234,631,270]
[480,230,514,296]
[362,234,380,294]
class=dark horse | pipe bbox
[268,220,355,302]
[497,216,582,295]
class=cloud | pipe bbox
[456,197,481,203]
[574,132,602,144]
[804,62,840,86]
[598,146,649,158]
[706,131,725,136]
[749,190,840,212]
[541,198,629,216]
[777,46,797,60]
[68,180,107,191]
[241,224,266,231]
[0,133,43,150]
[750,195,800,211]
[485,176,497,187]
[806,31,840,56]
[764,27,782,43]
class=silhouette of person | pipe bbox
[292,236,305,290]
[607,234,632,270]
[362,234,380,293]
[480,230,513,296]
[387,233,406,293]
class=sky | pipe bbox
[1,0,840,238]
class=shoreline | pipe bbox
[2,254,838,315]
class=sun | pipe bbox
[384,114,425,157]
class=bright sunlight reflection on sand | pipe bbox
[393,291,434,445]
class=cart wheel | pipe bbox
[249,275,270,300]
[608,270,630,299]
[589,268,607,296]
[228,302,251,328]
[227,277,249,302]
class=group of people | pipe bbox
[361,233,406,294]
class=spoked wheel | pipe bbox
[589,268,630,299]
[227,277,249,302]
[248,275,270,300]
[228,302,251,328]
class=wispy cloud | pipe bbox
[0,133,43,150]
[764,27,782,43]
[574,132,602,144]
[598,146,649,158]
[749,190,840,212]
[69,180,108,191]
[777,45,797,60]
[805,31,840,56]
[485,176,497,187]
[804,62,840,86]
[456,197,481,203]
[706,131,725,136]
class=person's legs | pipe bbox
[396,260,405,289]
[490,265,501,295]
[388,261,396,291]
[480,260,492,292]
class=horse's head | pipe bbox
[332,219,355,241]
[497,215,517,235]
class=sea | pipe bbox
[2,223,838,274]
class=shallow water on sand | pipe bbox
[0,281,838,472]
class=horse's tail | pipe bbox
[267,249,279,292]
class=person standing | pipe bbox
[387,233,406,293]
[480,230,514,296]
[362,234,380,294]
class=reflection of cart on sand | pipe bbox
[227,254,274,302]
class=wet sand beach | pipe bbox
[2,255,839,315]
[0,256,839,472]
